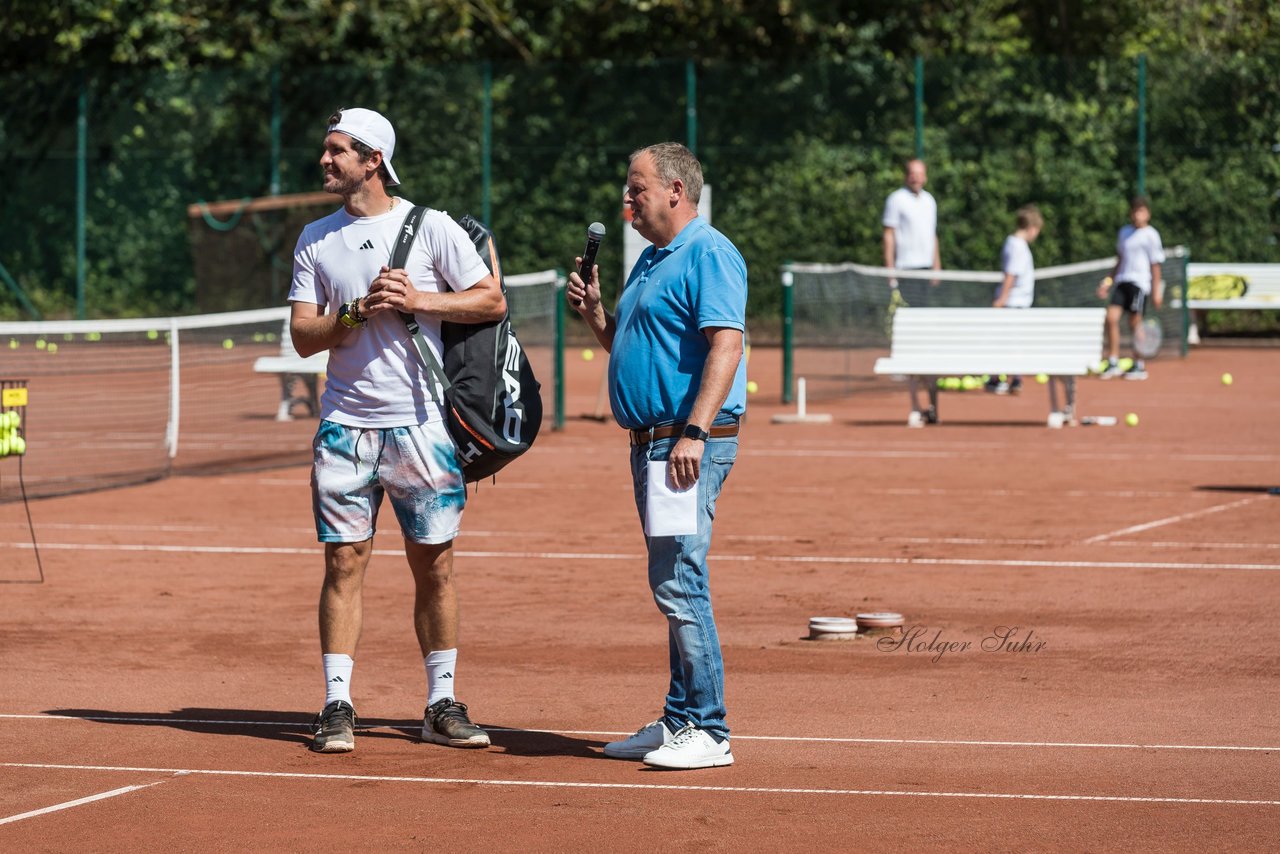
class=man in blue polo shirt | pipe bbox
[566,142,747,770]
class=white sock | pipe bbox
[323,653,354,706]
[424,648,457,706]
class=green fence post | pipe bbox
[76,74,88,320]
[482,61,493,227]
[270,65,282,196]
[781,265,794,404]
[914,55,925,160]
[1137,54,1147,197]
[554,270,566,430]
[686,58,698,156]
[0,259,42,319]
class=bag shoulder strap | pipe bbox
[392,205,451,398]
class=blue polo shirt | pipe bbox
[609,218,748,429]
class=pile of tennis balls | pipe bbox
[0,410,25,457]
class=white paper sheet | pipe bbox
[644,460,699,537]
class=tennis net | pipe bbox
[0,271,564,501]
[782,249,1188,401]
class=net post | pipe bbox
[781,264,794,404]
[554,269,566,431]
[166,319,180,459]
[1180,246,1191,357]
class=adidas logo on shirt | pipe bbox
[359,239,375,250]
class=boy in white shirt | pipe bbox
[1096,197,1165,380]
[986,204,1043,394]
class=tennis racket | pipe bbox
[1134,317,1163,359]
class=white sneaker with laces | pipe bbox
[603,719,675,759]
[642,724,734,769]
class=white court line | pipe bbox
[5,542,1278,571]
[0,778,170,826]
[6,524,1276,552]
[3,715,1276,753]
[4,763,1278,807]
[1082,496,1265,544]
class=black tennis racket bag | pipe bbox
[395,207,542,482]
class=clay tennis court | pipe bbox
[2,345,1277,850]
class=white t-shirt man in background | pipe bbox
[288,107,506,755]
[882,158,941,304]
[1095,197,1165,380]
[986,204,1044,395]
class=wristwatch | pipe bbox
[681,423,710,442]
[337,300,365,328]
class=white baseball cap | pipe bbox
[327,107,400,186]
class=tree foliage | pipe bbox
[0,1,1276,321]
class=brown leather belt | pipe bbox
[629,422,740,446]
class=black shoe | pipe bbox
[311,700,356,753]
[422,698,491,748]
[924,406,938,424]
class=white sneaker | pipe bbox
[642,724,734,769]
[603,719,675,759]
[907,410,925,428]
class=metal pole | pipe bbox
[76,75,88,320]
[1137,54,1147,197]
[270,65,282,196]
[686,58,698,156]
[482,61,493,226]
[781,267,794,404]
[914,55,925,160]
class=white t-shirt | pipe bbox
[882,187,938,269]
[999,234,1035,308]
[289,201,490,428]
[1115,224,1165,293]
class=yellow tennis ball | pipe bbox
[747,380,759,394]
[1036,373,1049,384]
[147,329,159,340]
[1221,372,1233,386]
[222,338,234,350]
[35,339,46,350]
[7,339,16,349]
[47,342,58,354]
[1125,412,1139,427]
[581,348,594,361]
[10,435,24,455]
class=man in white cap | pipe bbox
[288,107,506,754]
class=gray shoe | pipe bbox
[311,700,356,753]
[422,698,490,748]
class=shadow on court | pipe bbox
[44,708,605,756]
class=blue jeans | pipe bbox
[629,429,738,742]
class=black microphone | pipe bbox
[573,222,606,306]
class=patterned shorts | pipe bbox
[311,419,466,545]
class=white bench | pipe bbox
[253,320,328,421]
[873,307,1106,427]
